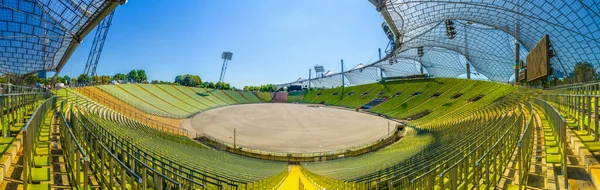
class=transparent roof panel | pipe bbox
[0,0,119,76]
[283,0,599,87]
[383,0,600,81]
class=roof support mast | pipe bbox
[514,0,520,83]
[83,10,116,82]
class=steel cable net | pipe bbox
[344,64,381,85]
[282,0,599,87]
[396,21,527,81]
[382,0,600,82]
[0,0,112,76]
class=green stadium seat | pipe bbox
[546,154,561,163]
[26,184,51,190]
[34,156,50,167]
[30,168,50,182]
[0,137,14,144]
[35,147,49,156]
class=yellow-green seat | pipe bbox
[33,156,50,167]
[9,126,21,133]
[546,140,558,147]
[26,184,50,190]
[546,146,560,154]
[579,135,596,142]
[544,135,556,141]
[35,147,49,156]
[30,168,50,182]
[39,131,50,137]
[0,137,14,144]
[567,122,579,129]
[38,135,50,142]
[574,130,589,136]
[546,154,561,163]
[40,128,51,133]
[0,144,9,154]
[506,184,519,190]
[584,142,600,151]
[37,142,50,148]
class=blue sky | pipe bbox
[61,0,389,88]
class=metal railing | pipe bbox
[69,107,146,189]
[68,88,187,136]
[58,101,91,190]
[197,124,403,162]
[532,98,568,189]
[23,96,56,190]
[0,92,50,136]
[513,102,535,190]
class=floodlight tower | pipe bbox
[218,51,233,89]
[314,65,325,77]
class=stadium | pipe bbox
[0,0,599,189]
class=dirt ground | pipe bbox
[183,103,395,153]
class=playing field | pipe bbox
[184,103,395,153]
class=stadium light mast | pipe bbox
[218,51,233,89]
[341,59,345,87]
[314,65,324,77]
[308,68,312,90]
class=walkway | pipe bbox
[277,165,319,190]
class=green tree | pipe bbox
[127,70,139,83]
[175,75,183,84]
[574,62,597,83]
[113,73,126,81]
[137,70,147,83]
[77,74,91,85]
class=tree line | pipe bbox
[172,74,233,90]
[243,84,276,92]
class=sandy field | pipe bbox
[184,103,394,153]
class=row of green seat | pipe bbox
[96,84,264,118]
[302,96,526,189]
[58,89,287,189]
[300,78,518,123]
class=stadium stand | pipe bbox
[137,84,202,113]
[240,91,261,103]
[77,86,182,127]
[95,84,262,118]
[222,90,250,104]
[301,97,528,189]
[286,91,304,103]
[203,89,239,105]
[155,84,211,110]
[301,78,518,121]
[273,91,288,103]
[97,85,177,117]
[4,0,600,189]
[255,92,273,102]
[55,88,288,189]
[178,86,228,107]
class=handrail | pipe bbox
[63,88,248,187]
[70,108,144,185]
[79,110,210,189]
